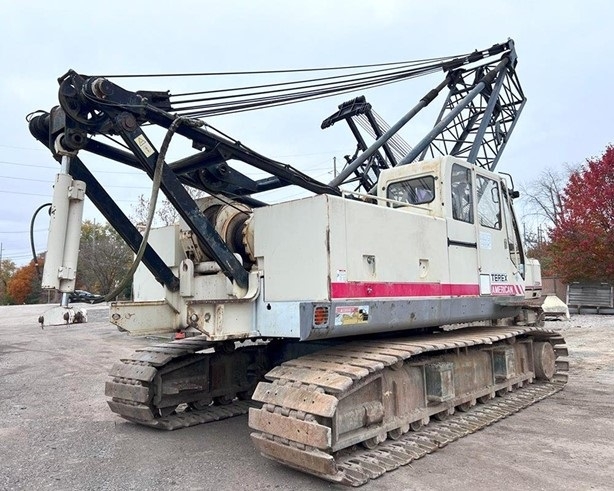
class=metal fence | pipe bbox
[567,283,614,314]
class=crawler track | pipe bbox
[330,380,563,486]
[105,336,262,430]
[250,326,568,485]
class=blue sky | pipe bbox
[1,0,612,264]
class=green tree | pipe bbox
[76,220,133,297]
[1,258,17,304]
[525,241,555,278]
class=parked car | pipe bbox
[68,290,105,304]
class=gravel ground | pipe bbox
[0,305,612,491]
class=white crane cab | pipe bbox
[376,155,528,299]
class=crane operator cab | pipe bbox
[376,155,538,303]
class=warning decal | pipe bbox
[335,305,369,326]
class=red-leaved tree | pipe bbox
[7,261,38,304]
[550,145,614,283]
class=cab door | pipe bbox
[446,163,479,292]
[475,173,510,294]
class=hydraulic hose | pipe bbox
[93,116,201,303]
[30,202,52,278]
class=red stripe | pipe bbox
[330,282,480,299]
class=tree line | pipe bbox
[0,220,133,305]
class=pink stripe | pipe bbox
[490,284,525,296]
[330,282,480,299]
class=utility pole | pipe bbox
[333,157,337,178]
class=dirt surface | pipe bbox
[0,305,612,491]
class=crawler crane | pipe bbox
[28,40,567,485]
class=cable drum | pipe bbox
[214,202,253,267]
[179,196,253,268]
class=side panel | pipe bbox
[252,196,330,302]
[524,258,542,299]
[328,197,449,286]
[298,298,520,340]
[133,225,183,301]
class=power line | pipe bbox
[0,152,347,175]
[3,251,45,257]
[0,174,155,190]
[0,144,47,152]
[0,229,47,234]
[0,175,49,183]
[1,248,47,258]
[0,189,51,198]
[0,159,143,175]
[0,159,56,170]
[0,189,137,203]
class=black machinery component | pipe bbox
[321,96,400,191]
[29,72,341,290]
[29,113,180,292]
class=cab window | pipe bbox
[387,176,435,207]
[476,175,501,229]
[451,164,473,223]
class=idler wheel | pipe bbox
[433,409,452,421]
[533,342,556,380]
[188,397,213,410]
[496,388,508,397]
